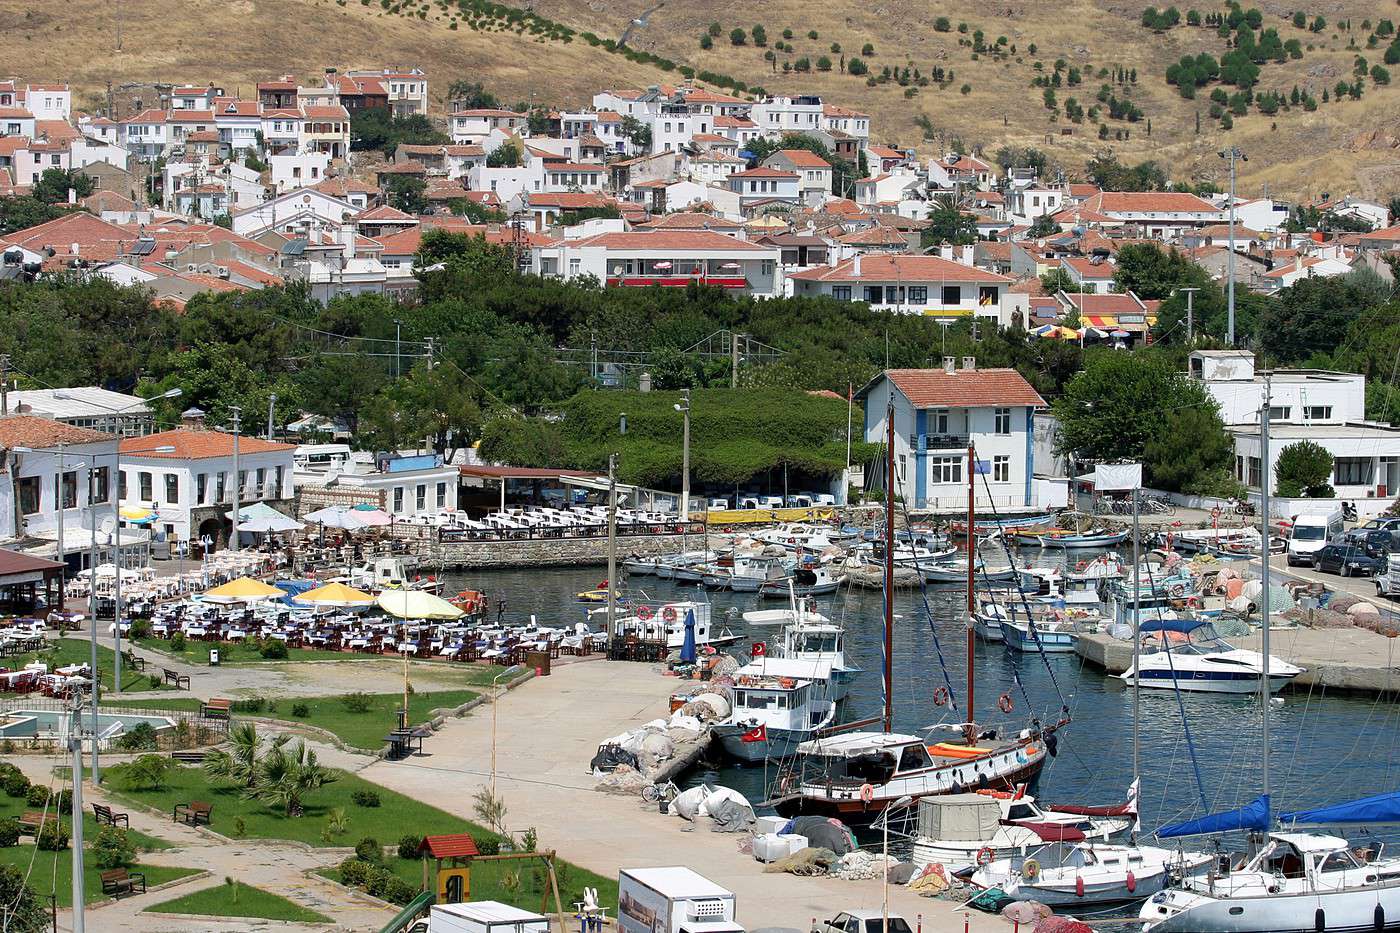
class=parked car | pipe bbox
[1341,528,1399,552]
[1314,542,1388,577]
[812,912,914,933]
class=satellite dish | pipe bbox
[100,516,117,535]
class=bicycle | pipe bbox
[642,780,681,804]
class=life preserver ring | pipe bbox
[662,606,677,621]
[637,605,654,620]
[1169,583,1186,598]
[1211,506,1221,521]
[976,846,996,867]
[1022,858,1041,881]
[1075,560,1087,571]
[998,693,1014,714]
[859,783,875,803]
[933,686,950,707]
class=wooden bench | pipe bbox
[163,668,190,690]
[100,868,146,898]
[18,811,54,835]
[123,652,147,672]
[173,801,212,826]
[169,750,205,764]
[92,803,129,828]
[199,697,232,720]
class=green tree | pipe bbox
[1112,243,1210,299]
[708,21,722,36]
[385,175,427,214]
[247,740,335,817]
[203,723,273,788]
[478,415,569,466]
[0,195,74,235]
[486,140,522,167]
[357,363,483,459]
[349,108,448,155]
[700,33,713,49]
[751,24,767,45]
[1028,213,1062,238]
[619,115,652,152]
[447,80,500,109]
[921,194,976,247]
[935,16,952,31]
[730,27,747,45]
[1143,406,1237,495]
[1274,440,1334,497]
[1291,10,1306,28]
[31,168,95,204]
[0,865,47,933]
[847,57,868,75]
[1040,266,1076,293]
[861,42,875,55]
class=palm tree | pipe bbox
[203,724,286,788]
[244,740,335,817]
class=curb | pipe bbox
[303,865,403,914]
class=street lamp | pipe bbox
[883,795,914,933]
[1218,147,1246,346]
[1174,287,1200,344]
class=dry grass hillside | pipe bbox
[6,0,1400,199]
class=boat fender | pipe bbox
[976,847,996,867]
[1021,858,1040,881]
[1375,904,1384,933]
[1315,908,1325,932]
[1125,870,1135,893]
[998,693,1014,714]
[1075,876,1085,898]
[1045,733,1058,757]
[933,686,950,707]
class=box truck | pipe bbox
[617,867,744,933]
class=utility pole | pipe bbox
[394,319,403,378]
[69,703,86,933]
[0,352,9,414]
[424,336,436,371]
[229,406,241,552]
[676,390,691,541]
[605,454,618,645]
[1178,287,1199,343]
[86,457,101,785]
[266,393,277,441]
[56,443,68,585]
[1220,147,1246,345]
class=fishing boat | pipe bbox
[744,600,860,701]
[1011,527,1131,549]
[973,841,1212,907]
[759,561,846,598]
[622,556,656,576]
[712,662,838,762]
[729,554,788,593]
[996,613,1083,653]
[1118,619,1303,694]
[765,414,1066,822]
[949,514,1054,537]
[605,600,739,648]
[753,523,856,552]
[923,559,1016,585]
[909,789,1136,875]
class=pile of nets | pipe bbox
[831,850,902,881]
[1033,917,1093,933]
[779,816,857,855]
[594,705,709,778]
[908,864,953,897]
[763,847,837,876]
[594,765,652,796]
[668,785,756,832]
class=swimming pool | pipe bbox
[0,709,178,739]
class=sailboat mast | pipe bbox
[883,399,896,733]
[1259,374,1272,801]
[965,444,976,746]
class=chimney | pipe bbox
[943,355,956,374]
[70,241,79,257]
[67,187,77,206]
[961,244,974,265]
[852,253,861,277]
[340,224,355,259]
[961,356,977,371]
[939,244,953,260]
[1294,254,1304,272]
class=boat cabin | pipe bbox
[612,600,717,648]
[731,673,830,731]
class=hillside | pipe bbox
[9,0,1400,199]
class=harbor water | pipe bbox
[449,560,1400,839]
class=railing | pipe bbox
[0,696,230,745]
[920,433,971,450]
[438,520,708,544]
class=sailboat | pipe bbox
[765,402,1064,822]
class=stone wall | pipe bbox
[427,532,698,569]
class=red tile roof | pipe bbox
[1083,191,1222,215]
[121,429,293,460]
[0,416,111,449]
[1062,257,1115,278]
[877,369,1046,408]
[527,192,613,209]
[789,255,1010,283]
[567,230,768,251]
[417,833,481,860]
[636,212,741,231]
[767,149,831,169]
[1060,292,1145,314]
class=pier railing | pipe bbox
[438,520,708,544]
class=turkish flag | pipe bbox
[741,724,768,743]
[751,641,767,657]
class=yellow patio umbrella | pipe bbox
[297,581,375,608]
[202,576,286,603]
[375,589,464,620]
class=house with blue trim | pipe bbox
[857,361,1047,512]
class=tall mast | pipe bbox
[1259,374,1272,803]
[1131,483,1141,783]
[882,399,895,733]
[965,444,976,747]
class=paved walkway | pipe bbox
[362,659,1001,933]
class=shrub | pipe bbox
[350,789,381,808]
[36,822,69,851]
[699,34,712,50]
[129,619,152,640]
[729,27,746,45]
[861,42,874,56]
[847,57,868,75]
[341,692,373,714]
[1275,440,1334,497]
[170,632,186,652]
[782,27,793,38]
[25,785,50,807]
[147,674,162,690]
[259,639,289,660]
[817,55,832,71]
[291,702,310,718]
[382,876,420,905]
[398,833,423,860]
[339,857,370,887]
[232,697,267,714]
[935,16,951,31]
[961,83,972,94]
[708,21,721,36]
[115,722,158,751]
[92,826,136,869]
[0,818,21,848]
[117,754,174,792]
[807,29,818,39]
[355,837,383,863]
[751,24,767,46]
[1,772,28,798]
[363,866,391,898]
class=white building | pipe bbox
[1079,191,1226,237]
[646,103,710,154]
[789,253,1011,320]
[727,166,800,207]
[858,365,1048,511]
[762,149,832,207]
[1258,254,1354,292]
[450,110,526,145]
[533,229,781,297]
[230,188,359,238]
[22,84,71,122]
[4,388,156,435]
[269,151,333,193]
[119,428,296,548]
[749,95,824,137]
[300,453,459,519]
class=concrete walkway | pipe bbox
[361,659,1002,933]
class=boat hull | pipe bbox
[1120,670,1299,694]
[999,621,1078,653]
[622,560,654,575]
[729,577,766,593]
[759,580,842,598]
[999,869,1173,906]
[714,726,819,762]
[1141,885,1400,932]
[972,615,1004,642]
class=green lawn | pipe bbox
[14,638,169,693]
[0,789,173,854]
[147,881,330,922]
[0,840,197,907]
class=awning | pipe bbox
[227,502,295,523]
[1016,821,1088,842]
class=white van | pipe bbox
[1286,507,1345,566]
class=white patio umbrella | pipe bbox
[237,515,305,534]
[304,507,370,531]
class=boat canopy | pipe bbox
[1158,794,1270,838]
[1280,791,1400,826]
[915,794,1001,841]
[1018,821,1088,843]
[1139,618,1212,635]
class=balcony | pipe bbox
[919,432,971,451]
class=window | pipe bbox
[436,482,448,508]
[138,472,153,502]
[908,286,928,303]
[993,455,1011,482]
[1335,457,1374,486]
[761,259,773,277]
[568,258,581,276]
[995,407,1012,434]
[1267,406,1292,421]
[864,285,884,304]
[832,285,852,301]
[215,471,227,503]
[119,469,127,499]
[238,470,247,495]
[58,470,77,509]
[415,484,427,511]
[196,473,207,504]
[1304,405,1333,421]
[941,285,961,305]
[256,468,266,493]
[165,474,179,504]
[274,466,283,495]
[393,487,404,512]
[930,408,950,434]
[91,467,110,505]
[979,285,999,307]
[1247,457,1261,488]
[18,476,39,515]
[931,456,963,484]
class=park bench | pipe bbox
[173,800,212,826]
[168,750,205,764]
[92,803,129,828]
[163,668,190,690]
[200,697,232,720]
[123,652,147,672]
[100,868,146,898]
[18,811,54,835]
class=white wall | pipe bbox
[269,152,331,193]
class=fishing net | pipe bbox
[832,851,902,881]
[763,847,837,875]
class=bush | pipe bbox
[339,857,370,887]
[350,789,381,808]
[807,29,818,39]
[115,722,158,751]
[232,697,267,714]
[861,42,874,55]
[699,34,712,50]
[398,833,423,860]
[92,826,136,869]
[170,632,186,652]
[147,674,162,690]
[0,818,21,847]
[36,822,69,851]
[341,692,373,714]
[25,785,50,807]
[355,837,383,863]
[847,57,867,75]
[2,772,29,798]
[259,639,289,660]
[729,27,746,45]
[291,702,310,718]
[363,866,390,898]
[1274,440,1334,497]
[382,875,420,905]
[129,619,151,640]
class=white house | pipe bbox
[1060,256,1116,294]
[689,150,745,185]
[231,188,359,237]
[269,151,332,193]
[302,453,459,520]
[3,388,156,436]
[727,166,800,207]
[852,170,921,208]
[1258,254,1354,292]
[119,110,171,161]
[789,253,1012,320]
[1006,184,1065,227]
[646,103,710,153]
[533,228,781,297]
[20,84,71,122]
[858,365,1047,511]
[450,110,526,145]
[928,152,995,190]
[1326,197,1391,231]
[366,67,430,117]
[542,162,606,192]
[762,149,832,207]
[1079,191,1226,237]
[467,162,545,203]
[119,428,296,549]
[821,105,870,142]
[1226,197,1291,233]
[0,107,37,140]
[749,95,824,137]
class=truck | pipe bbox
[617,867,744,933]
[414,900,550,933]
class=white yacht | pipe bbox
[1118,619,1303,694]
[743,602,860,700]
[973,841,1212,907]
[759,561,846,598]
[712,663,837,762]
[753,523,854,552]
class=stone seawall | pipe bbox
[426,533,697,569]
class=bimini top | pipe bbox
[1139,618,1213,635]
[1280,790,1400,827]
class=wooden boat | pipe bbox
[1010,528,1130,549]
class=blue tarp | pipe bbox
[1281,791,1400,826]
[1158,794,1270,838]
[1140,618,1212,635]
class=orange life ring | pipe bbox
[1025,744,1040,757]
[976,846,996,866]
[859,783,875,803]
[933,686,950,707]
[637,605,654,621]
[1075,560,1087,571]
[662,606,678,621]
[998,693,1014,714]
